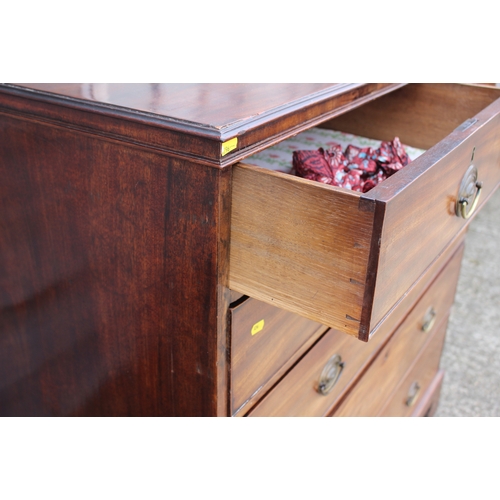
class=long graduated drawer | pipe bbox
[229,84,500,341]
[248,242,463,417]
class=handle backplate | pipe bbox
[317,354,344,396]
[456,164,482,220]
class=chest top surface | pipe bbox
[1,83,404,166]
[10,83,340,127]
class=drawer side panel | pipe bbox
[229,165,374,337]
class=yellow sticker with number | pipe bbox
[221,137,238,156]
[251,319,265,336]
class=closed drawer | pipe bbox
[378,328,447,417]
[410,370,445,417]
[229,83,500,341]
[230,297,326,415]
[333,244,463,416]
[249,243,464,417]
[247,324,388,417]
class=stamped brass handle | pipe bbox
[406,381,421,407]
[317,354,344,395]
[422,306,437,332]
[456,164,482,220]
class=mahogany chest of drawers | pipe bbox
[1,83,499,416]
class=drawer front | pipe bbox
[377,326,447,417]
[230,297,326,415]
[249,244,463,417]
[247,324,388,417]
[332,244,463,417]
[361,84,500,334]
[229,84,500,340]
[368,229,465,339]
[411,370,445,417]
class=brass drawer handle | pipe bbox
[317,354,344,395]
[406,381,421,407]
[457,181,482,219]
[422,307,437,332]
[456,164,482,220]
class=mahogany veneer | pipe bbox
[1,83,499,416]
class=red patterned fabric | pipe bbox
[292,137,411,192]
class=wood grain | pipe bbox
[230,297,327,415]
[2,83,404,167]
[2,82,496,417]
[367,230,466,340]
[215,167,233,416]
[333,245,463,417]
[10,83,348,129]
[248,322,390,417]
[0,82,410,416]
[249,243,464,417]
[378,333,447,417]
[323,83,500,150]
[230,85,500,338]
[0,112,229,416]
[365,92,500,329]
[229,164,374,337]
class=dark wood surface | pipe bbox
[0,111,230,416]
[1,83,403,167]
[2,83,406,416]
[11,83,343,127]
[1,83,496,416]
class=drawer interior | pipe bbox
[229,83,500,340]
[322,83,500,150]
[240,84,500,187]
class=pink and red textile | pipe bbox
[292,137,410,192]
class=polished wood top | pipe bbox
[0,83,404,166]
[11,83,341,128]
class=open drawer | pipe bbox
[228,84,500,341]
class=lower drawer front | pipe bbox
[330,245,463,417]
[247,323,389,417]
[249,243,463,417]
[230,297,326,414]
[411,370,445,417]
[377,326,447,417]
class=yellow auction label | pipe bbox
[221,137,238,156]
[251,319,265,336]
